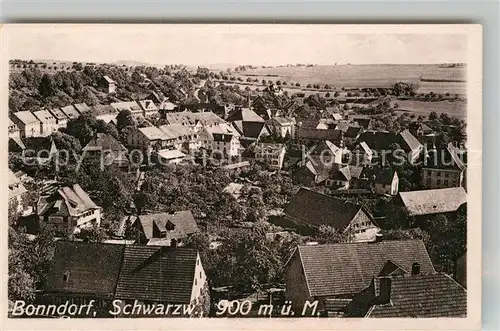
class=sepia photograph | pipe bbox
[2,24,481,328]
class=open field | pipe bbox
[239,64,467,91]
[416,81,467,95]
[394,99,467,119]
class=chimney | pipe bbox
[374,233,384,242]
[411,262,421,275]
[377,277,392,305]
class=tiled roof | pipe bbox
[362,167,396,185]
[38,184,99,217]
[284,188,366,229]
[138,126,168,141]
[399,187,467,216]
[226,108,265,123]
[83,133,127,152]
[157,149,187,161]
[49,108,68,120]
[159,123,192,140]
[33,110,56,124]
[60,105,80,120]
[91,104,117,116]
[73,103,92,114]
[367,273,466,317]
[111,101,142,113]
[356,130,422,152]
[11,111,39,125]
[232,121,267,139]
[44,241,125,298]
[296,240,435,296]
[115,246,198,303]
[135,211,199,240]
[297,127,342,142]
[166,111,225,126]
[424,143,466,171]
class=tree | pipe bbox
[65,113,97,146]
[429,111,438,120]
[295,83,300,87]
[38,74,55,98]
[343,103,350,111]
[262,79,266,85]
[325,92,330,98]
[306,84,312,88]
[334,91,340,97]
[74,225,108,242]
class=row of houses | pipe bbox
[8,96,177,139]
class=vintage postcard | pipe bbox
[1,24,481,330]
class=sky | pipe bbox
[5,24,469,66]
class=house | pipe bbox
[91,104,119,123]
[111,101,143,117]
[231,121,270,146]
[296,127,343,146]
[73,103,92,115]
[399,187,467,217]
[10,111,41,138]
[165,111,226,127]
[60,105,80,121]
[283,188,379,242]
[82,133,129,167]
[138,99,160,119]
[267,117,296,139]
[355,130,423,164]
[222,182,245,200]
[345,272,466,317]
[8,169,28,215]
[48,107,69,129]
[284,239,436,314]
[307,140,344,165]
[344,126,363,146]
[42,241,125,316]
[37,184,102,236]
[350,142,373,166]
[197,123,241,157]
[33,110,58,136]
[100,75,117,94]
[129,211,199,246]
[455,252,466,288]
[254,142,286,170]
[9,136,26,153]
[409,122,434,138]
[226,107,265,123]
[156,149,187,164]
[127,127,170,153]
[348,115,372,130]
[221,161,251,175]
[356,167,399,195]
[421,142,466,189]
[293,158,358,188]
[159,123,199,152]
[42,241,208,317]
[8,119,20,139]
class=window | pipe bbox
[445,173,449,178]
[63,271,70,282]
[427,170,432,176]
[437,179,441,185]
[194,278,197,286]
[200,271,202,279]
[437,171,441,177]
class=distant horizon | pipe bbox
[5,25,469,67]
[9,58,467,68]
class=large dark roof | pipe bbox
[295,240,435,296]
[356,130,421,152]
[284,188,365,229]
[367,273,466,317]
[115,246,198,303]
[44,241,125,298]
[232,121,267,139]
[423,143,466,171]
[83,133,127,152]
[361,167,396,185]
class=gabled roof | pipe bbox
[345,126,363,138]
[166,111,225,126]
[399,187,467,216]
[49,108,68,120]
[157,149,187,161]
[271,117,295,126]
[367,273,466,317]
[356,130,422,153]
[297,127,342,142]
[44,241,124,298]
[137,126,168,141]
[102,75,116,84]
[11,111,40,125]
[73,103,92,115]
[91,104,118,116]
[134,211,199,240]
[33,110,56,123]
[226,108,265,123]
[111,101,142,113]
[159,123,193,140]
[138,99,158,112]
[232,121,267,139]
[295,239,435,297]
[284,188,366,230]
[83,133,127,152]
[424,143,466,171]
[115,246,198,303]
[38,184,99,217]
[60,105,80,120]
